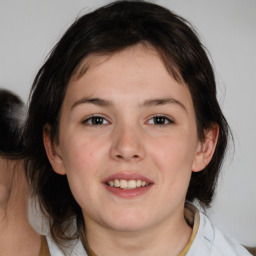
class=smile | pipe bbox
[103,173,154,198]
[106,179,150,189]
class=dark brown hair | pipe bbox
[0,88,25,159]
[24,0,231,247]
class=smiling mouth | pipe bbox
[106,179,151,190]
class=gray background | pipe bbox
[0,0,255,246]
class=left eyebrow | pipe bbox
[142,98,186,111]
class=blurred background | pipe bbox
[0,0,255,246]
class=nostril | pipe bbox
[115,154,140,160]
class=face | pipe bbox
[45,45,216,233]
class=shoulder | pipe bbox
[187,210,252,256]
[46,235,88,256]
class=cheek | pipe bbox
[59,136,106,204]
[62,146,96,208]
[61,133,103,172]
[150,133,198,176]
[146,133,198,212]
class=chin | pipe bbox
[104,210,151,232]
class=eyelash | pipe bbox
[82,115,174,126]
[82,115,109,126]
[147,115,174,126]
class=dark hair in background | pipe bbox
[0,88,25,158]
[24,0,231,247]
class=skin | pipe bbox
[0,157,41,256]
[0,157,13,209]
[44,45,218,256]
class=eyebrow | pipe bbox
[71,97,186,111]
[142,98,186,111]
[71,97,112,110]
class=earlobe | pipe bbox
[43,124,66,175]
[192,124,219,172]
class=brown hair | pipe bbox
[0,88,25,159]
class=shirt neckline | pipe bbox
[81,204,200,256]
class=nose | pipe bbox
[110,124,145,162]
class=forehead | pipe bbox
[63,45,193,110]
[72,43,182,82]
[72,45,154,79]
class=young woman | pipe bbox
[0,89,46,255]
[24,1,252,255]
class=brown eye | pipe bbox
[83,116,108,125]
[148,115,173,125]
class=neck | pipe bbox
[0,162,41,256]
[85,207,192,256]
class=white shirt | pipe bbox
[46,208,252,256]
[187,211,252,256]
[46,236,86,256]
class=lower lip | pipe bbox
[103,184,153,198]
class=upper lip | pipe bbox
[103,172,154,184]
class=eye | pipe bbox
[148,115,174,125]
[82,115,109,125]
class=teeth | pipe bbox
[107,179,150,189]
[136,180,141,187]
[120,179,127,188]
[128,180,137,189]
[114,179,120,187]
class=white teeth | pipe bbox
[109,181,114,187]
[114,179,120,187]
[120,180,127,188]
[128,180,137,189]
[136,180,141,187]
[107,179,150,189]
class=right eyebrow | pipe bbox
[71,97,112,110]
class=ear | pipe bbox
[43,124,66,175]
[192,124,219,172]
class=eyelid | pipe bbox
[146,114,174,125]
[82,114,110,125]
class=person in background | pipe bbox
[24,1,253,255]
[0,89,47,255]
